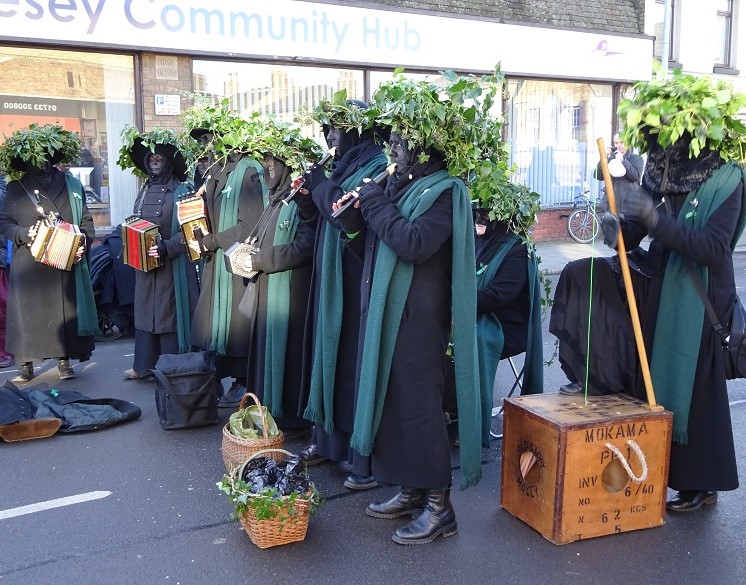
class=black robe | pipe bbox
[0,169,95,362]
[131,175,199,372]
[301,140,385,472]
[189,154,265,379]
[245,184,315,428]
[349,158,455,488]
[551,157,740,492]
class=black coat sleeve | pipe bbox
[252,214,317,274]
[359,188,453,264]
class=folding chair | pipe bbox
[489,355,524,440]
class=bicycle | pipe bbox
[565,189,602,244]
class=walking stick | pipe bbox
[596,138,661,409]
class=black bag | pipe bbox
[151,351,219,429]
[722,296,746,379]
[685,262,746,379]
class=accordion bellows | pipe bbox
[30,217,84,271]
[122,216,161,272]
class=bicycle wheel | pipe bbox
[567,209,599,244]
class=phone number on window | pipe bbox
[3,102,57,111]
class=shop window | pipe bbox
[715,0,734,67]
[506,79,612,206]
[192,61,365,145]
[0,47,136,234]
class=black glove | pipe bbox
[304,163,328,192]
[18,227,33,245]
[357,180,385,202]
[294,190,317,219]
[601,211,620,249]
[623,188,659,230]
[335,203,365,235]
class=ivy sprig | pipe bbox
[311,89,372,134]
[0,123,82,180]
[619,67,746,161]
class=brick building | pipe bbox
[0,0,652,236]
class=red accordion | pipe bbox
[122,216,161,272]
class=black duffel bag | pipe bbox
[152,351,219,430]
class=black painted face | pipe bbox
[326,127,343,158]
[147,153,166,177]
[389,132,410,171]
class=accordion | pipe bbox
[176,194,211,261]
[122,216,161,272]
[29,215,84,271]
[224,241,259,279]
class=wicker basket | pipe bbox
[221,393,284,473]
[233,448,312,549]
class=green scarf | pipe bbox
[348,170,482,490]
[64,175,99,337]
[304,154,388,431]
[209,158,266,355]
[651,162,746,444]
[476,238,543,443]
[262,199,299,417]
[171,182,194,353]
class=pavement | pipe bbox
[535,235,746,275]
[1,244,746,585]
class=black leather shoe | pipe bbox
[58,359,76,380]
[559,382,583,395]
[366,487,426,519]
[392,488,458,545]
[344,474,378,491]
[666,490,718,512]
[298,444,328,466]
[12,362,34,383]
[218,382,247,408]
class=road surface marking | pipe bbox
[0,491,111,520]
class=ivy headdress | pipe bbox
[0,123,82,180]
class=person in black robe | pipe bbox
[125,140,199,379]
[0,152,96,381]
[550,137,742,512]
[294,111,388,491]
[331,132,479,545]
[188,131,266,407]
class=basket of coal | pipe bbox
[217,448,322,549]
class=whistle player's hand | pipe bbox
[147,244,160,258]
[332,191,359,212]
[290,176,308,195]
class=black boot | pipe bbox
[366,487,426,519]
[391,488,457,545]
[57,358,76,380]
[12,362,34,383]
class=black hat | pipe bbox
[189,127,212,141]
[129,137,188,182]
[10,148,63,172]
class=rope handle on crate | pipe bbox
[604,440,648,483]
[237,392,271,441]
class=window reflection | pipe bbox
[0,47,136,233]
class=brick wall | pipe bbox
[532,208,575,242]
[140,53,194,132]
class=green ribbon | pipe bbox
[64,174,99,337]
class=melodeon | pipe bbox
[29,216,84,271]
[176,193,211,261]
[122,216,161,272]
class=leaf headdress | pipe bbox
[619,68,746,162]
[0,123,82,181]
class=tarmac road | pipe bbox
[1,251,745,585]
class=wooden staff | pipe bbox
[596,138,661,409]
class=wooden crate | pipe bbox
[500,393,673,545]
